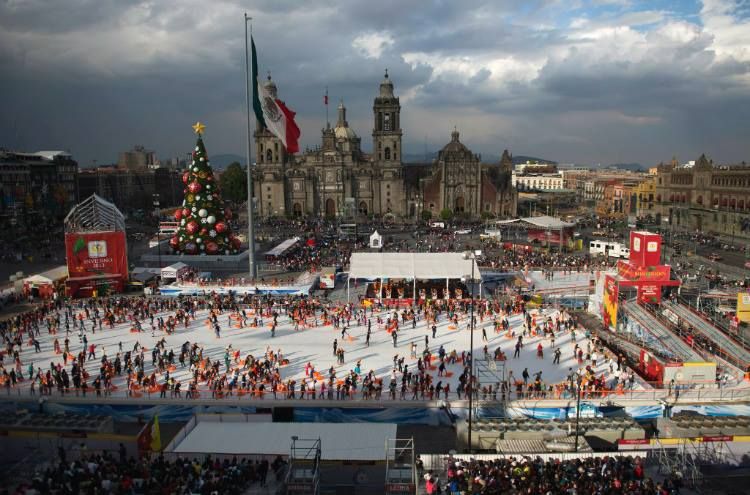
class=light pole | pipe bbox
[243,13,257,279]
[153,194,161,269]
[463,249,481,453]
[574,374,583,452]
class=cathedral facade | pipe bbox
[252,73,516,220]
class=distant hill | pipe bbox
[606,162,645,172]
[513,155,557,165]
[403,151,557,165]
[210,154,245,169]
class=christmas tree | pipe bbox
[170,122,241,255]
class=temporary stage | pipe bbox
[346,252,481,302]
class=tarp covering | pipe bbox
[265,237,300,257]
[349,252,479,280]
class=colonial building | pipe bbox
[252,72,516,220]
[0,149,78,219]
[654,154,750,239]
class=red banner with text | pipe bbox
[65,231,128,281]
[617,260,671,282]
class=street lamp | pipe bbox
[574,374,583,452]
[153,194,161,269]
[463,249,481,453]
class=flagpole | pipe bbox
[244,13,257,279]
[325,86,329,128]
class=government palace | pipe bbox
[252,72,517,220]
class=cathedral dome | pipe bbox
[334,101,358,140]
[440,128,470,154]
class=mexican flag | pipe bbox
[252,36,300,153]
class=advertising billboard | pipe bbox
[65,231,129,281]
[603,274,619,329]
[738,292,750,323]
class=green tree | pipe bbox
[171,124,239,256]
[439,208,453,221]
[421,210,432,221]
[219,161,247,204]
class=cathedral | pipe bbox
[252,72,516,220]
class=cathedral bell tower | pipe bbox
[372,70,402,164]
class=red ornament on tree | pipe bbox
[186,221,199,234]
[188,181,202,194]
[182,208,190,218]
[230,236,242,249]
[199,228,208,236]
[182,171,190,184]
[174,209,183,221]
[205,241,219,254]
[214,221,228,233]
[169,236,179,248]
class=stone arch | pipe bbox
[455,196,465,213]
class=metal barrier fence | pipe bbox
[4,381,750,404]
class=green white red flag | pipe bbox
[251,36,300,153]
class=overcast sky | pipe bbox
[1,0,749,166]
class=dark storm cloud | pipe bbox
[0,0,748,166]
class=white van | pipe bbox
[589,240,630,259]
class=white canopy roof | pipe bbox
[265,236,300,257]
[349,252,479,280]
[161,262,189,278]
[24,265,68,285]
[496,215,575,229]
[171,421,396,461]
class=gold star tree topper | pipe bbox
[192,121,206,135]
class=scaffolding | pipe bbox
[285,437,321,495]
[475,357,508,409]
[655,437,739,491]
[384,438,417,495]
[63,193,126,233]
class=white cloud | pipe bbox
[352,31,394,59]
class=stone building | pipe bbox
[654,154,750,239]
[252,72,516,220]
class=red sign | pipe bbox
[702,435,733,442]
[638,284,662,304]
[629,231,662,266]
[65,231,128,281]
[617,261,671,282]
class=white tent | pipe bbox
[24,265,68,286]
[265,237,300,257]
[347,252,480,301]
[161,262,189,280]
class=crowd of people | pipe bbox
[12,450,285,495]
[423,455,682,495]
[0,286,634,405]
